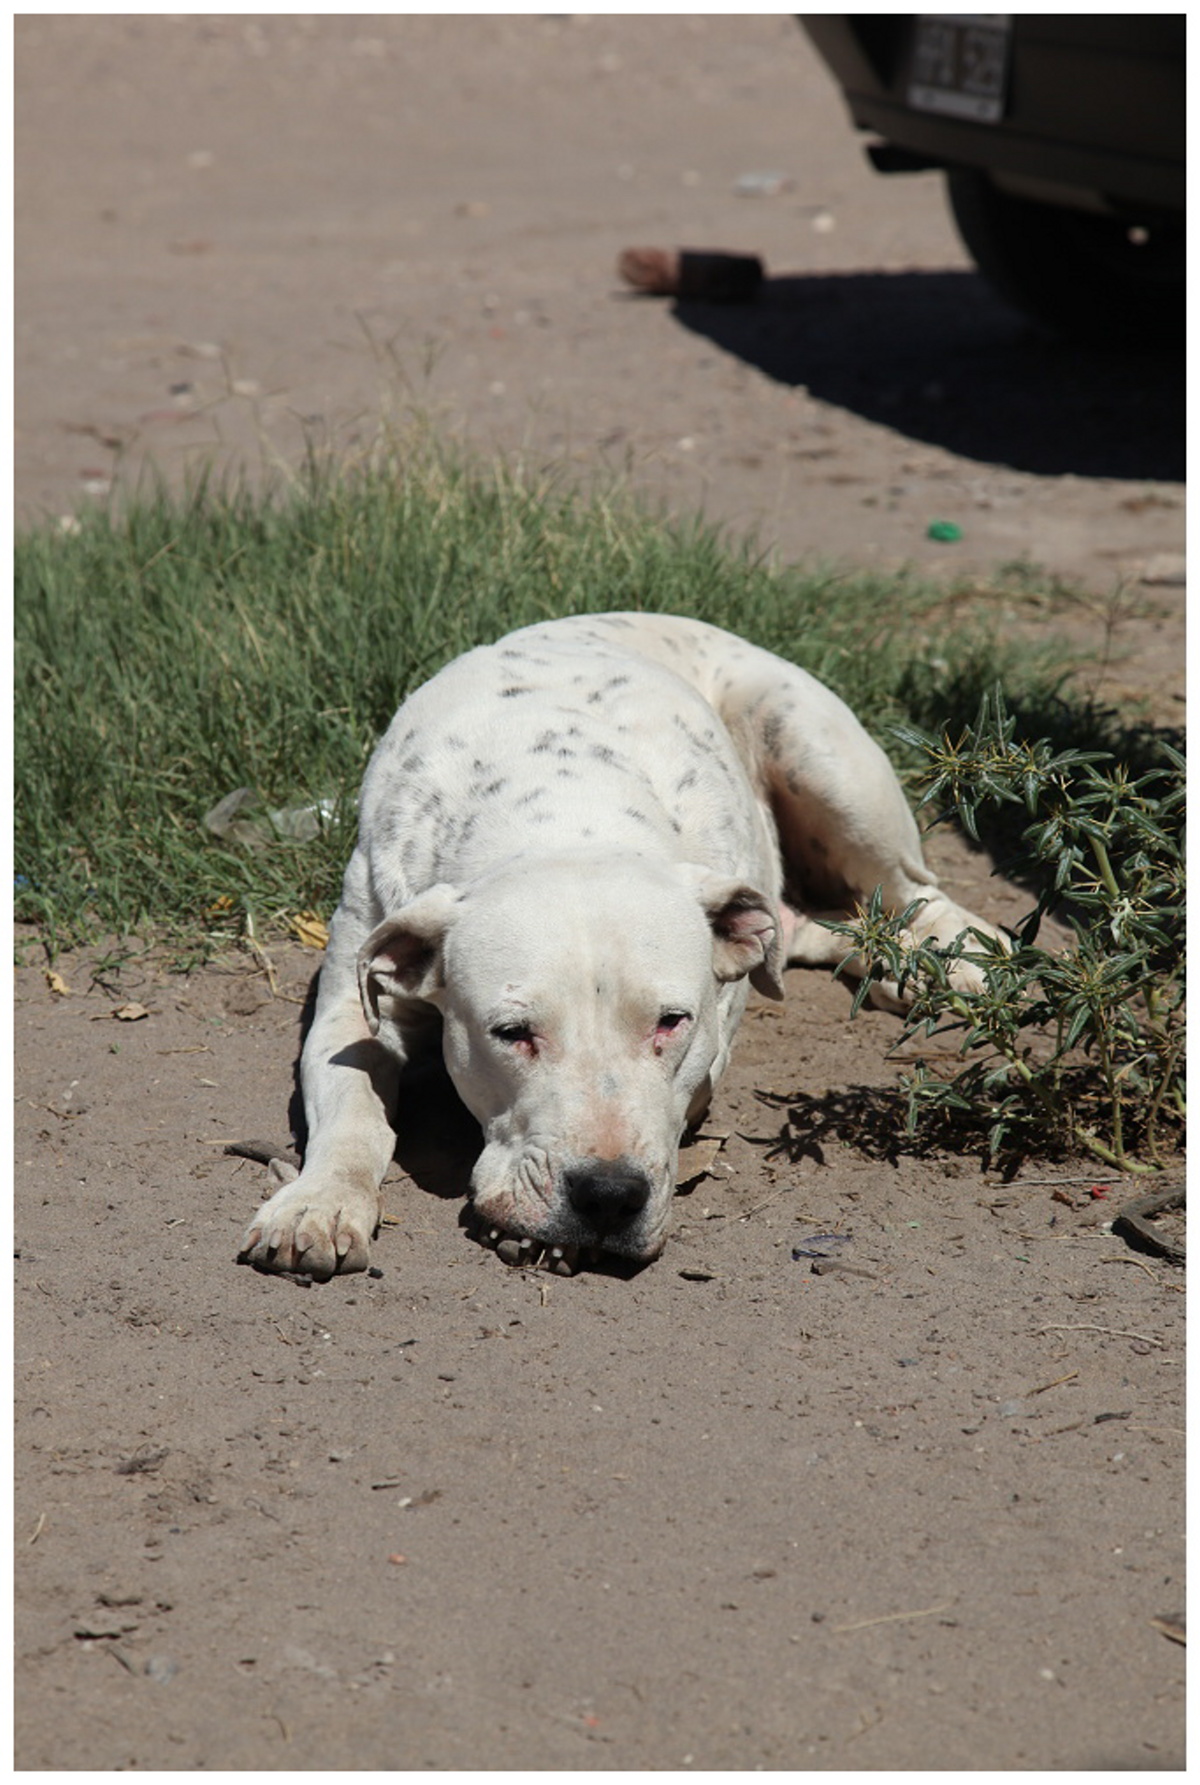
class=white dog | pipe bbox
[239,613,1002,1278]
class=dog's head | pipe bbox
[357,853,782,1264]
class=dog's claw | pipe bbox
[238,1178,376,1280]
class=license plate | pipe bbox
[907,14,1012,124]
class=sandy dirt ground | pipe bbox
[14,15,1185,1772]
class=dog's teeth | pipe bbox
[496,1238,522,1266]
[518,1236,535,1253]
[545,1243,579,1277]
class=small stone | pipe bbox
[1140,552,1186,586]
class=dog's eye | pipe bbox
[491,1023,535,1048]
[657,1010,691,1033]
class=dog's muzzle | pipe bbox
[469,1152,664,1274]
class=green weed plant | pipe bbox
[827,690,1185,1174]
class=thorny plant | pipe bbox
[825,690,1185,1174]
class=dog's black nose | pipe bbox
[564,1162,652,1233]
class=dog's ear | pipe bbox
[686,871,785,1000]
[357,885,463,1036]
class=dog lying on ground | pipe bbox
[239,613,1003,1279]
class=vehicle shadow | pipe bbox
[670,267,1183,481]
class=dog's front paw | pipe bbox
[238,1174,380,1280]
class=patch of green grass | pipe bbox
[14,427,1089,949]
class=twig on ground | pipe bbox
[224,1139,301,1169]
[832,1600,954,1634]
[1038,1323,1164,1348]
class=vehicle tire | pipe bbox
[946,168,1184,348]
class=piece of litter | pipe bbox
[617,247,763,303]
[927,520,963,542]
[792,1232,851,1260]
[734,170,790,197]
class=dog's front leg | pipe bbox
[238,942,401,1280]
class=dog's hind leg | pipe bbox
[714,642,1008,1004]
